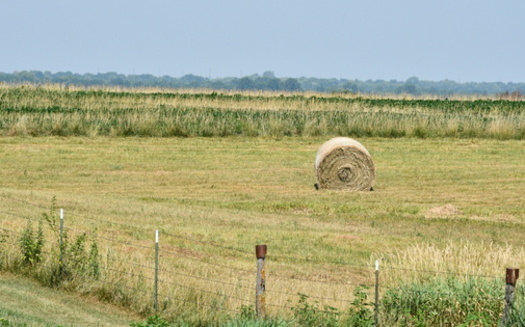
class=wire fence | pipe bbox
[0,194,520,324]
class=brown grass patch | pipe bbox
[425,204,463,218]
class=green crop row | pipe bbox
[2,106,524,139]
[1,84,524,139]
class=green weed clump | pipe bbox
[5,200,100,291]
[380,277,503,326]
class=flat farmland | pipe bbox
[2,137,524,272]
[1,85,525,325]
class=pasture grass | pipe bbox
[1,136,525,324]
[1,84,524,324]
[0,271,138,326]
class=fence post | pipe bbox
[255,245,267,319]
[501,268,519,325]
[59,208,64,268]
[375,260,380,327]
[154,230,159,313]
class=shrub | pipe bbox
[18,221,44,266]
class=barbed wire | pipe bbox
[268,270,370,286]
[156,290,237,314]
[268,252,374,270]
[266,302,354,317]
[83,272,153,298]
[157,265,253,291]
[63,225,153,251]
[48,207,254,256]
[159,247,254,274]
[265,288,357,303]
[0,210,41,223]
[1,204,511,285]
[0,194,519,320]
[107,261,253,294]
[0,205,513,286]
[0,193,50,210]
[158,277,252,304]
[106,266,154,280]
[394,285,504,302]
[381,265,502,280]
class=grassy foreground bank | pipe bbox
[0,271,139,326]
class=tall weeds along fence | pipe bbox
[1,195,523,326]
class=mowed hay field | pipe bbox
[1,85,525,324]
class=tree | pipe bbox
[236,77,255,90]
[342,82,358,93]
[262,71,276,78]
[283,78,302,91]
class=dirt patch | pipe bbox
[425,204,463,218]
[336,234,360,241]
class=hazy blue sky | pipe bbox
[2,0,524,82]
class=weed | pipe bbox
[130,315,170,327]
[18,221,44,266]
[344,285,374,327]
[380,277,502,326]
[291,293,340,327]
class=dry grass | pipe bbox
[375,241,525,286]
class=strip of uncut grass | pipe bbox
[1,136,525,321]
[1,84,525,139]
[374,242,525,326]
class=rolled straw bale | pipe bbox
[315,137,375,191]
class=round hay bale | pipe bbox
[315,137,375,191]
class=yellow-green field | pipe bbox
[1,136,525,318]
[1,85,525,325]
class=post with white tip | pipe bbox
[59,208,65,268]
[375,260,380,326]
[154,230,159,313]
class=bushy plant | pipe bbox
[130,315,170,327]
[344,285,374,327]
[291,293,339,327]
[18,221,44,266]
[380,277,502,326]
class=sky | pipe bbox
[1,0,524,83]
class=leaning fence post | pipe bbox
[501,268,519,325]
[255,245,267,319]
[154,230,159,313]
[374,260,380,327]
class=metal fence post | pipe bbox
[154,230,159,313]
[375,260,380,326]
[255,245,267,319]
[59,208,64,269]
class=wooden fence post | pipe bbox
[501,268,519,325]
[255,245,267,319]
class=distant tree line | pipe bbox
[1,70,524,96]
